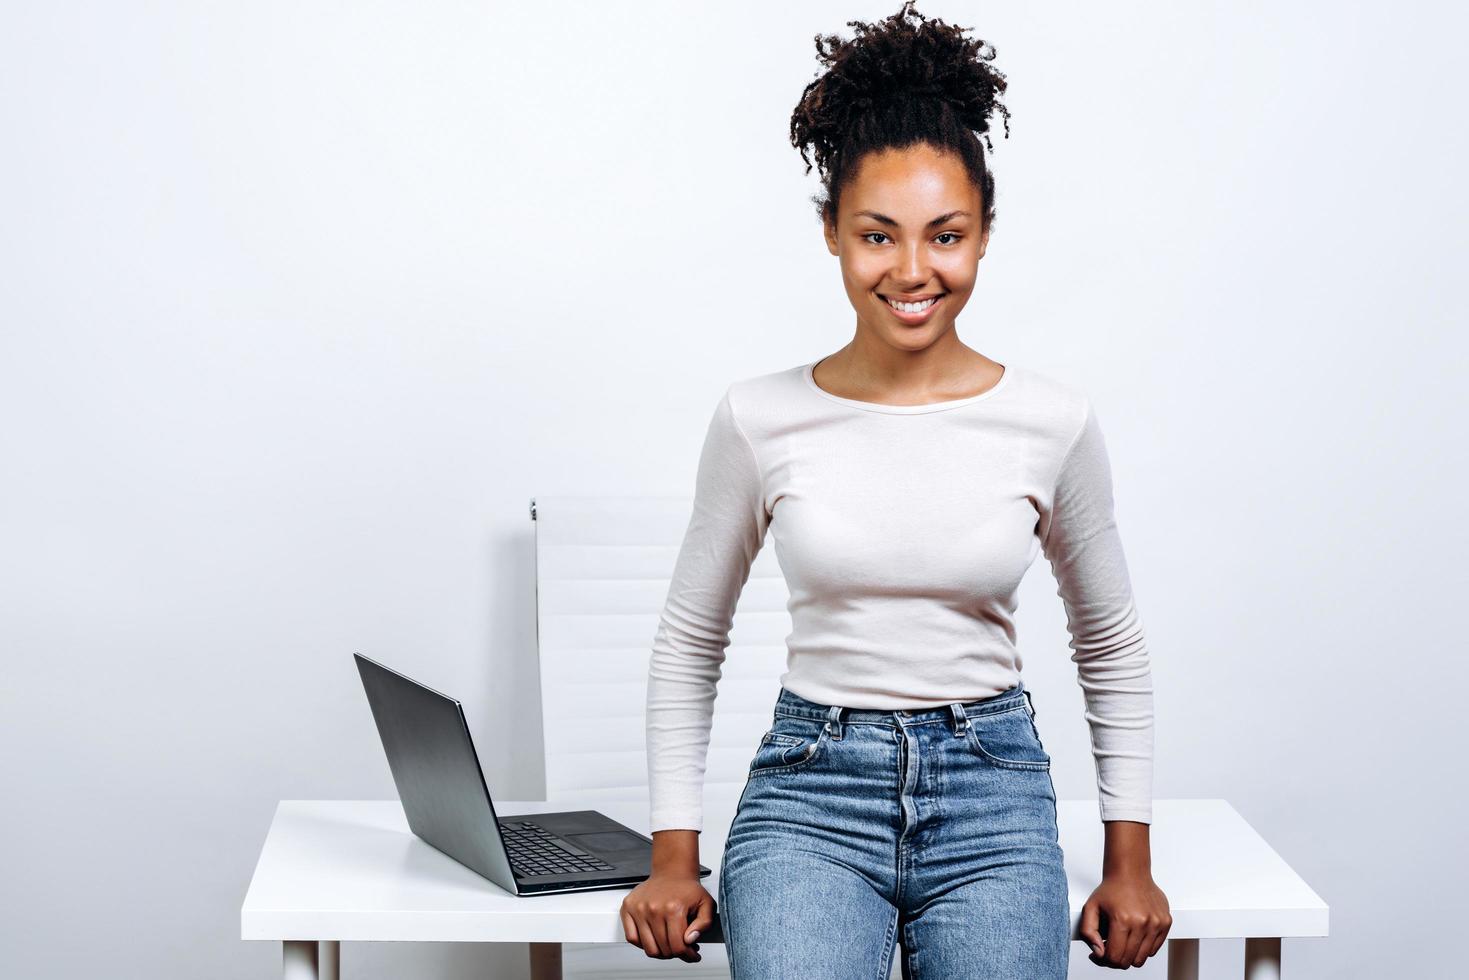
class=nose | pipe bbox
[893,240,930,286]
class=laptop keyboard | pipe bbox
[498,820,618,877]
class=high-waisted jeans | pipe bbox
[718,680,1070,979]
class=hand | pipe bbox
[1078,871,1172,969]
[619,871,715,962]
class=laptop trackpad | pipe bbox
[567,831,648,854]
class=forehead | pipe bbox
[844,145,978,217]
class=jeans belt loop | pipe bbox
[1023,689,1036,720]
[949,701,970,737]
[824,704,845,739]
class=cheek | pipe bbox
[843,253,888,290]
[938,255,978,293]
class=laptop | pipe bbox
[353,652,711,896]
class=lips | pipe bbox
[880,292,946,324]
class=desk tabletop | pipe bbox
[241,793,1328,943]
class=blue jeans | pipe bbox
[718,681,1070,979]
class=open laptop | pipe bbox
[353,652,711,896]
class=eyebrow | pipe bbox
[853,209,971,228]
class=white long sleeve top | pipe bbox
[645,360,1155,832]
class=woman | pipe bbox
[620,3,1171,975]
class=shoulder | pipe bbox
[719,362,812,433]
[725,362,808,405]
[998,363,1092,450]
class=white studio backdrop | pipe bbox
[1,1,1462,977]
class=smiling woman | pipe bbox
[789,0,1013,404]
[621,3,1171,976]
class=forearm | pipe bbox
[1101,819,1152,878]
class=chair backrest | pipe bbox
[531,495,791,805]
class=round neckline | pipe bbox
[802,357,1013,414]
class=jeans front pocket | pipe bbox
[747,717,828,776]
[965,705,1052,771]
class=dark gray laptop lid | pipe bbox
[353,653,520,894]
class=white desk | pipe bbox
[241,793,1327,979]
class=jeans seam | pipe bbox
[876,903,898,980]
[718,856,733,980]
[964,727,1052,771]
[746,729,829,777]
[1045,768,1061,846]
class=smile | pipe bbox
[885,296,940,312]
[880,293,946,323]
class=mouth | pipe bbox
[879,292,947,324]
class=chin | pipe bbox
[889,327,942,347]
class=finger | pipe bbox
[632,913,661,959]
[678,910,708,963]
[1078,901,1105,958]
[1149,919,1171,958]
[664,908,700,961]
[644,911,670,959]
[658,909,695,962]
[619,909,637,945]
[1139,922,1163,969]
[1125,921,1152,968]
[686,897,714,944]
[1103,920,1136,967]
[1134,922,1157,963]
[1131,931,1154,968]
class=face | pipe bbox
[823,143,988,351]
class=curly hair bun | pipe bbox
[790,1,1011,229]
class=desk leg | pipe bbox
[529,942,562,980]
[1245,937,1282,979]
[1167,937,1198,980]
[319,941,340,980]
[284,940,318,979]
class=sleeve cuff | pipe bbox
[1098,802,1153,824]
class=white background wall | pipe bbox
[1,1,1462,977]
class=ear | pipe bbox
[823,216,839,256]
[975,222,990,262]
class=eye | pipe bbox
[862,231,961,245]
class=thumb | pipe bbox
[685,895,715,943]
[1078,900,1105,957]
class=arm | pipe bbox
[645,385,770,840]
[1039,400,1155,827]
[1040,400,1171,967]
[622,388,769,963]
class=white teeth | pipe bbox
[886,296,938,313]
